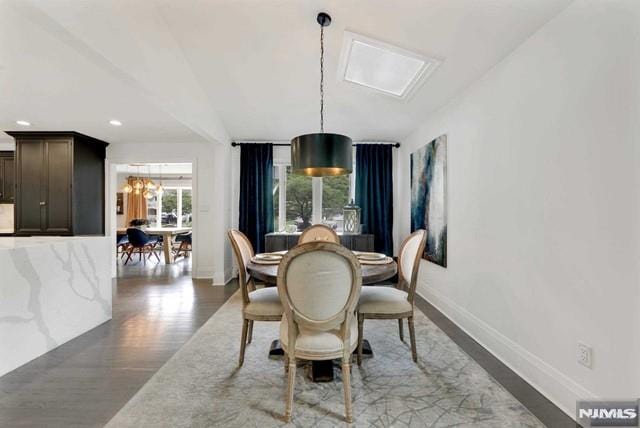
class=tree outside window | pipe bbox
[286,167,312,231]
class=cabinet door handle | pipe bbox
[39,201,46,206]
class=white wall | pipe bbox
[107,142,233,284]
[397,0,640,417]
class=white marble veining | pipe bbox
[0,236,112,377]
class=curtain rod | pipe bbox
[231,141,400,148]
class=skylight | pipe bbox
[337,32,441,100]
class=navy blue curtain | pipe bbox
[239,143,274,253]
[355,144,394,256]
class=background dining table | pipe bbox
[118,227,192,264]
[246,253,398,382]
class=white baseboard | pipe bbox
[417,284,595,420]
[194,266,214,280]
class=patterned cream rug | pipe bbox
[106,290,543,427]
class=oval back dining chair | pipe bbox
[297,224,340,244]
[228,229,283,366]
[277,242,362,423]
[356,229,427,365]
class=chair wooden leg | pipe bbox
[124,248,133,265]
[342,360,353,423]
[285,356,296,422]
[398,318,404,342]
[357,313,364,366]
[239,318,249,367]
[153,245,160,262]
[247,320,253,344]
[408,316,417,362]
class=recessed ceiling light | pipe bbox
[109,120,122,126]
[16,120,31,126]
[337,32,441,100]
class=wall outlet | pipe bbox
[577,342,592,368]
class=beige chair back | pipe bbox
[278,242,361,335]
[298,224,340,245]
[398,230,427,304]
[228,229,255,305]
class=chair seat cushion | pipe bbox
[358,286,412,315]
[280,315,358,358]
[245,287,283,317]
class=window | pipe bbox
[147,194,158,226]
[285,166,312,231]
[273,162,354,233]
[322,175,350,231]
[160,189,178,227]
[149,186,192,228]
[181,189,192,227]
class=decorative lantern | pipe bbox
[343,199,361,234]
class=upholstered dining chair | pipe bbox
[356,229,427,365]
[228,229,283,366]
[297,224,340,244]
[124,228,160,265]
[173,232,192,258]
[277,242,362,423]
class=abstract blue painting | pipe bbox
[411,134,447,267]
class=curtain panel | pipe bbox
[239,143,274,254]
[355,144,394,256]
[126,177,148,226]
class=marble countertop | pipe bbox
[0,235,109,250]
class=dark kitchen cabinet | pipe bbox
[0,151,15,203]
[6,132,108,236]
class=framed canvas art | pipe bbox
[410,134,447,267]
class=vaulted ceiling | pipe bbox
[0,0,572,145]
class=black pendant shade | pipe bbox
[291,133,352,177]
[291,12,353,177]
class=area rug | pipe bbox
[106,290,543,427]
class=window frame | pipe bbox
[273,149,356,232]
[152,186,193,228]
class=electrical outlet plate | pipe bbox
[577,342,592,368]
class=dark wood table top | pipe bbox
[247,259,397,285]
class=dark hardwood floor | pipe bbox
[0,259,238,428]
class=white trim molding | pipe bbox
[417,283,596,420]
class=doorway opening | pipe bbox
[113,163,194,278]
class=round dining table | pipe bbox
[246,255,398,382]
[246,258,398,286]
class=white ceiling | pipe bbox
[115,163,192,176]
[0,0,572,145]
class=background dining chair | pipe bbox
[277,242,362,423]
[356,229,427,365]
[124,228,160,265]
[173,231,192,258]
[116,233,129,258]
[297,224,340,244]
[228,229,283,366]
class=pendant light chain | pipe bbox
[290,12,352,178]
[320,24,325,133]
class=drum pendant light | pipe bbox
[291,12,352,177]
